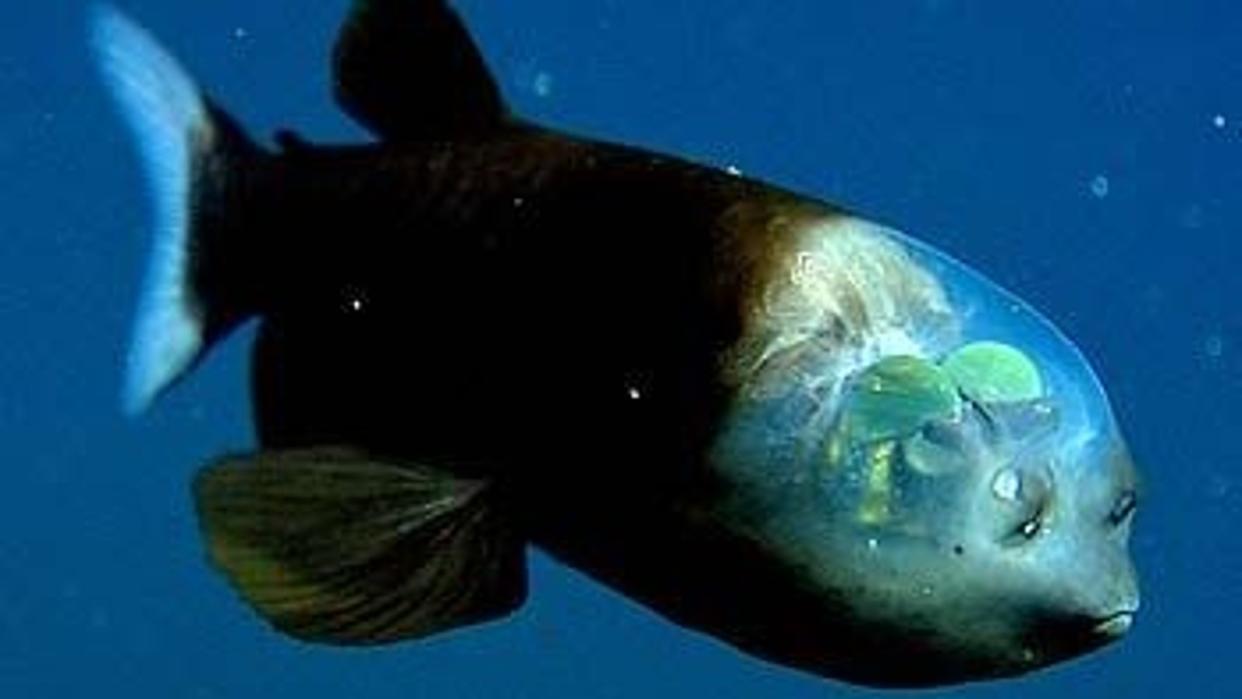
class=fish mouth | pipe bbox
[1025,605,1139,665]
[1092,609,1137,638]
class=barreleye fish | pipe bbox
[92,0,1141,688]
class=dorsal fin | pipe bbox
[332,0,507,141]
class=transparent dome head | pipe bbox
[805,220,1124,541]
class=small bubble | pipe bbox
[627,386,642,400]
[1204,334,1225,359]
[1089,174,1110,199]
[1213,114,1227,129]
[232,26,248,40]
[1208,473,1232,500]
[533,71,554,98]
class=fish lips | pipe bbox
[1024,604,1140,666]
[1092,607,1138,638]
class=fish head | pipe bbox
[709,214,1140,686]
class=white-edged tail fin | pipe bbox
[91,5,259,414]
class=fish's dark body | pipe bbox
[247,130,763,468]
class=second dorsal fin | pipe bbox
[332,0,507,141]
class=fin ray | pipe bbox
[91,5,262,414]
[91,6,209,413]
[195,447,526,644]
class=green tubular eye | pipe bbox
[942,341,1043,404]
[845,355,961,443]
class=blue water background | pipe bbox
[3,1,1238,696]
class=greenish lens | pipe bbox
[844,355,961,443]
[942,341,1043,404]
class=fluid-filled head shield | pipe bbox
[709,212,1138,686]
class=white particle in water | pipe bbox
[1089,174,1110,199]
[533,71,553,98]
[1213,114,1227,129]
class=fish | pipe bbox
[91,0,1141,688]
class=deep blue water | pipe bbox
[3,0,1238,696]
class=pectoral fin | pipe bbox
[194,447,525,644]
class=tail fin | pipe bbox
[91,6,262,414]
